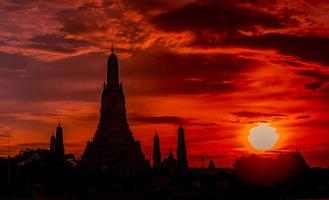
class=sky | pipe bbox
[1,0,329,167]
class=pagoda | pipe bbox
[80,46,146,176]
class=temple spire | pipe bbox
[81,52,147,176]
[107,43,119,89]
[153,131,161,168]
[50,130,56,152]
[55,123,65,158]
[177,125,188,170]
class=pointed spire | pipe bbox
[55,122,65,157]
[50,130,56,152]
[107,43,119,89]
[177,125,188,169]
[153,131,161,168]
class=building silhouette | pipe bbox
[50,131,56,152]
[177,125,188,170]
[153,132,161,168]
[162,148,177,174]
[55,123,65,157]
[234,151,309,186]
[208,160,215,169]
[80,47,146,176]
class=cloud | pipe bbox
[232,111,288,118]
[305,81,324,90]
[25,34,91,54]
[298,70,329,80]
[223,33,329,65]
[298,70,329,90]
[129,113,218,127]
[121,46,256,96]
[295,115,311,120]
[13,142,49,149]
[151,0,293,34]
[223,119,269,124]
[0,125,12,138]
[0,51,106,102]
[149,1,329,66]
[0,133,11,138]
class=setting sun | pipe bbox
[248,124,279,151]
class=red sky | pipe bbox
[1,0,329,167]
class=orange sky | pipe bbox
[1,0,329,167]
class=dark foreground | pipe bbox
[2,167,329,200]
[1,150,329,200]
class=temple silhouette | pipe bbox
[2,48,329,199]
[177,126,188,170]
[79,47,147,176]
[49,123,65,158]
[152,132,161,168]
[151,127,189,174]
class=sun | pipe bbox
[248,124,279,151]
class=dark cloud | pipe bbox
[186,130,233,143]
[223,119,269,124]
[13,142,49,149]
[0,51,37,70]
[55,2,119,35]
[0,133,11,138]
[151,0,293,34]
[0,51,106,102]
[298,70,329,80]
[149,1,329,67]
[295,115,311,120]
[298,70,329,90]
[232,111,288,118]
[58,8,110,35]
[25,34,90,53]
[56,1,147,43]
[305,81,324,90]
[223,33,329,65]
[129,113,218,127]
[149,1,328,66]
[124,0,175,13]
[130,114,183,125]
[122,47,255,96]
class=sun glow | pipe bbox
[248,124,279,151]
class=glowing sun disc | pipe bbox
[248,124,279,150]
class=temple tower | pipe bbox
[107,44,119,90]
[50,131,56,152]
[177,125,188,170]
[55,123,65,157]
[80,47,146,176]
[153,132,161,168]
